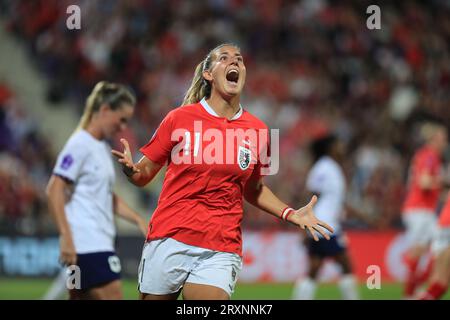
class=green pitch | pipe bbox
[0,278,449,300]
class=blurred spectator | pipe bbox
[0,82,54,235]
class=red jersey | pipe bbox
[140,99,270,256]
[439,194,450,227]
[403,146,442,213]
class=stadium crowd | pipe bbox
[0,82,54,235]
[1,0,449,233]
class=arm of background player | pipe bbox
[112,138,162,187]
[418,169,441,190]
[113,193,147,236]
[46,175,77,265]
[244,175,334,241]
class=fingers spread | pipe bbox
[318,221,334,234]
[120,138,130,151]
[307,226,318,241]
[111,150,124,158]
[313,225,330,240]
[308,195,318,208]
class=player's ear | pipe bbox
[203,70,213,82]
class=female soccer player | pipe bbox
[46,81,147,299]
[112,44,334,300]
[401,122,447,298]
[292,134,359,300]
[418,194,450,300]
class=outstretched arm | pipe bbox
[113,193,148,236]
[112,138,162,187]
[244,176,334,241]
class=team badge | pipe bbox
[60,154,74,170]
[238,146,251,170]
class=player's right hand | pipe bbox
[59,235,77,266]
[112,138,140,176]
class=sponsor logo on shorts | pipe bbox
[108,255,121,273]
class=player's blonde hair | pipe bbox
[182,43,240,106]
[77,81,136,131]
[420,122,446,143]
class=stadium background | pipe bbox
[0,0,449,299]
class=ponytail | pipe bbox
[182,60,212,106]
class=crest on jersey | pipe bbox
[238,146,251,170]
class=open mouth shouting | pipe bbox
[226,69,239,86]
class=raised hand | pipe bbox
[111,138,140,176]
[290,195,334,241]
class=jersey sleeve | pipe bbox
[140,110,179,166]
[52,139,89,183]
[306,164,341,194]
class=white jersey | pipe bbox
[53,130,116,254]
[306,156,346,235]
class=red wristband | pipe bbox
[281,207,295,221]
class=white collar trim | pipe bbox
[200,98,243,120]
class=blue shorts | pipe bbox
[72,251,121,290]
[306,234,347,257]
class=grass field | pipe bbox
[1,278,449,300]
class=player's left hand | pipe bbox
[290,195,334,241]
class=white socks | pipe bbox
[292,277,317,300]
[292,275,359,300]
[338,274,359,300]
[42,269,68,300]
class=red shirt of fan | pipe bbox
[402,146,442,213]
[439,195,450,227]
[140,99,270,256]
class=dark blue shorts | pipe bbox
[72,251,121,290]
[306,234,347,257]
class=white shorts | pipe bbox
[402,210,438,246]
[431,227,450,255]
[137,237,242,297]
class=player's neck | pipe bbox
[328,153,342,165]
[206,92,241,120]
[85,122,103,140]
